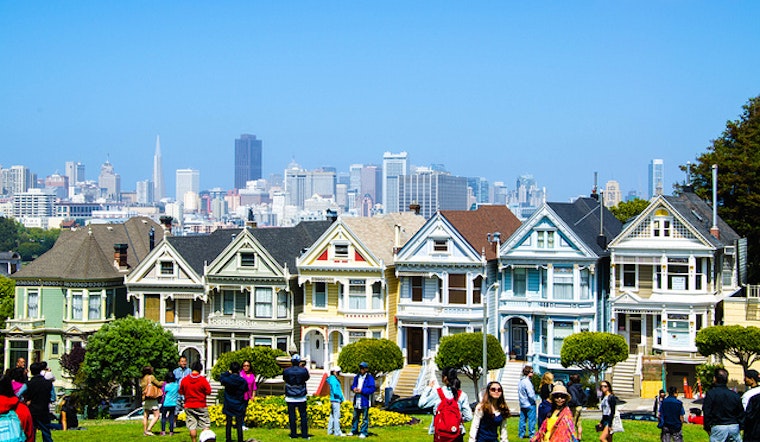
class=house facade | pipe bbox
[4,217,159,376]
[296,212,425,370]
[607,190,746,386]
[497,197,622,377]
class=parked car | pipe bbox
[109,396,138,418]
[619,410,658,422]
[115,406,143,421]
[387,396,434,415]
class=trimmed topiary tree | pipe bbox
[210,346,287,385]
[560,331,628,383]
[696,325,760,372]
[337,338,403,378]
[435,332,506,393]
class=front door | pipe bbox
[630,318,642,354]
[511,323,528,360]
[310,333,324,368]
[407,327,423,365]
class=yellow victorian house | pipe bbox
[296,212,425,370]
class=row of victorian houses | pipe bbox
[2,188,750,398]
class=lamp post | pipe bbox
[481,281,499,399]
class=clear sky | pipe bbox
[1,1,758,202]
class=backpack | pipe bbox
[433,388,462,442]
[0,405,25,442]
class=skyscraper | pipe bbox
[98,160,121,201]
[176,169,200,202]
[604,180,622,207]
[153,136,164,202]
[382,151,408,214]
[64,161,85,185]
[234,134,263,190]
[648,159,664,198]
[397,168,468,218]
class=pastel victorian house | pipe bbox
[607,190,745,391]
[125,221,332,369]
[394,206,520,364]
[4,217,159,379]
[497,197,622,378]
[296,212,425,370]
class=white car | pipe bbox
[109,396,139,418]
[115,406,143,421]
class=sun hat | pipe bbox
[550,384,571,400]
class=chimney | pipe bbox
[159,215,173,236]
[409,201,421,215]
[246,208,257,229]
[394,224,402,254]
[326,209,338,223]
[113,243,128,270]
[149,227,155,251]
[590,171,599,200]
[710,164,720,239]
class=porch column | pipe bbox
[422,323,429,359]
[205,334,213,373]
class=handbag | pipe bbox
[611,410,624,433]
[144,379,163,399]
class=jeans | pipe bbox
[160,405,176,433]
[33,414,53,442]
[519,405,536,438]
[661,426,684,442]
[287,401,309,438]
[328,401,343,435]
[710,424,742,442]
[226,412,245,442]
[351,406,369,436]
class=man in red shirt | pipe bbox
[179,361,212,442]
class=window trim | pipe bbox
[239,251,257,267]
[313,282,328,310]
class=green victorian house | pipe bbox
[3,217,160,380]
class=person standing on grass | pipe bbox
[567,374,587,441]
[0,374,34,441]
[418,367,472,442]
[180,361,213,442]
[327,366,345,437]
[469,381,509,442]
[160,372,179,436]
[221,361,248,442]
[742,370,760,411]
[659,386,685,442]
[140,365,164,436]
[518,365,537,440]
[283,354,310,440]
[350,362,376,439]
[703,367,744,442]
[537,372,555,429]
[598,380,617,442]
[25,361,54,442]
[531,384,576,442]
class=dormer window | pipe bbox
[653,209,672,237]
[536,230,555,248]
[334,243,349,259]
[160,261,174,275]
[433,239,448,253]
[240,252,256,267]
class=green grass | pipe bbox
[47,416,709,441]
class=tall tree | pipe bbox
[610,198,650,223]
[696,325,760,372]
[0,276,14,331]
[0,217,20,251]
[560,332,628,383]
[434,332,506,393]
[681,95,760,282]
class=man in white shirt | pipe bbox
[742,369,760,410]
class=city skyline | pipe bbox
[2,3,759,201]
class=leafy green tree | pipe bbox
[681,95,760,282]
[16,227,60,261]
[695,363,725,393]
[337,338,403,378]
[81,316,178,397]
[0,276,14,331]
[209,346,286,384]
[0,217,20,251]
[560,332,628,382]
[434,332,506,393]
[696,325,760,372]
[609,198,650,223]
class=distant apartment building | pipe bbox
[64,161,85,184]
[492,181,508,205]
[467,177,490,205]
[283,163,336,210]
[44,174,69,200]
[648,159,664,198]
[12,189,55,219]
[397,168,468,218]
[234,134,263,190]
[604,180,622,207]
[98,160,121,201]
[176,169,200,202]
[507,174,546,220]
[1,165,34,196]
[382,151,408,213]
[54,202,103,220]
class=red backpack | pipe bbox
[433,387,462,442]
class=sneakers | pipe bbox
[359,435,367,439]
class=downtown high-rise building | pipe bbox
[283,162,336,210]
[648,158,664,198]
[153,136,164,202]
[98,160,121,201]
[234,134,263,190]
[136,179,154,205]
[382,151,408,214]
[64,161,85,184]
[604,180,622,207]
[397,168,469,218]
[176,169,200,202]
[1,165,34,196]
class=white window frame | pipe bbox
[333,242,349,259]
[239,251,257,268]
[159,260,175,276]
[88,290,102,320]
[313,282,327,310]
[254,287,273,318]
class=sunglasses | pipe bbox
[489,387,502,392]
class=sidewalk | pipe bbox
[506,395,703,418]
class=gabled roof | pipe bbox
[166,230,239,275]
[663,191,740,247]
[547,197,623,256]
[13,217,161,281]
[440,205,521,260]
[341,212,426,264]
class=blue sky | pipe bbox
[1,2,758,201]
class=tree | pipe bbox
[696,325,760,372]
[0,275,14,331]
[16,227,60,261]
[681,95,760,282]
[60,346,86,378]
[434,332,506,393]
[209,346,286,385]
[0,217,20,252]
[609,198,650,223]
[81,316,178,397]
[560,332,628,382]
[337,338,403,378]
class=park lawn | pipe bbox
[47,416,709,442]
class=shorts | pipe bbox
[185,407,211,431]
[143,398,160,411]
